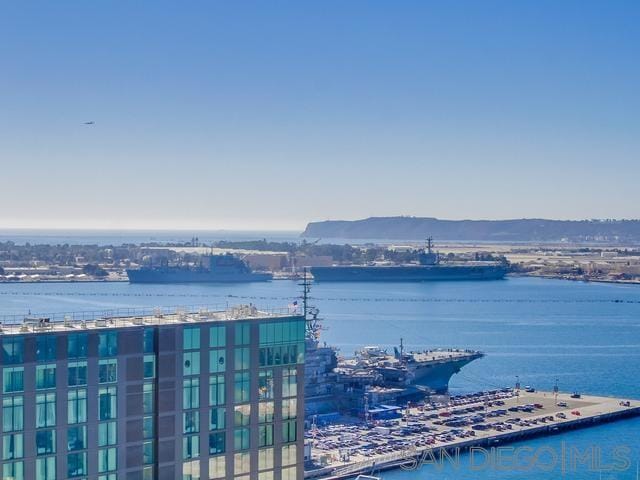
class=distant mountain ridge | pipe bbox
[302,217,640,242]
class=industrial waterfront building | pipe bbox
[0,306,305,480]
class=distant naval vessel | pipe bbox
[127,253,272,283]
[310,237,508,282]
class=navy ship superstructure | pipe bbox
[341,342,483,392]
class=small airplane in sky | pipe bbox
[83,121,95,125]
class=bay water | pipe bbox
[0,276,638,478]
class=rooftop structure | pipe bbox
[0,305,294,335]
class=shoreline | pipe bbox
[2,274,640,286]
[515,272,640,286]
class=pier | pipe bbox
[304,390,640,479]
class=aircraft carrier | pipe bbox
[303,308,483,416]
[310,238,508,282]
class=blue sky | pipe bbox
[1,1,638,230]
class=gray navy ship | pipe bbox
[341,342,484,393]
[301,277,484,416]
[127,253,272,283]
[311,237,507,282]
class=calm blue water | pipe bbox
[0,277,638,478]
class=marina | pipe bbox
[304,390,640,479]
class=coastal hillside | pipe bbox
[301,217,640,242]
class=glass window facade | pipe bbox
[68,451,87,478]
[67,333,88,359]
[36,336,56,362]
[183,410,199,434]
[282,420,297,443]
[259,424,274,447]
[35,364,56,390]
[235,323,250,346]
[98,447,117,473]
[68,389,87,424]
[282,398,297,420]
[143,354,156,379]
[2,337,24,365]
[183,327,200,350]
[234,427,250,451]
[98,331,118,357]
[2,433,23,460]
[35,430,56,455]
[258,370,274,400]
[183,351,200,376]
[259,402,274,424]
[143,328,155,354]
[0,316,303,480]
[143,416,154,439]
[68,361,87,386]
[235,347,250,370]
[143,383,154,415]
[259,319,305,367]
[182,459,199,480]
[183,378,199,409]
[234,404,251,426]
[209,407,225,431]
[143,440,154,465]
[258,447,274,471]
[68,425,87,451]
[35,456,55,480]
[282,466,297,480]
[234,452,250,475]
[98,387,117,421]
[2,396,24,432]
[208,432,225,455]
[183,435,199,460]
[209,325,226,348]
[282,367,298,398]
[208,456,225,479]
[98,422,117,447]
[3,367,24,393]
[209,349,226,373]
[35,393,56,428]
[98,359,117,383]
[234,372,250,403]
[209,375,225,406]
[3,460,24,480]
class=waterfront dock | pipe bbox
[304,390,640,479]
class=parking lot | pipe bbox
[306,389,604,468]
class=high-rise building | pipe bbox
[0,306,305,480]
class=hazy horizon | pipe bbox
[2,214,640,234]
[2,2,639,230]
